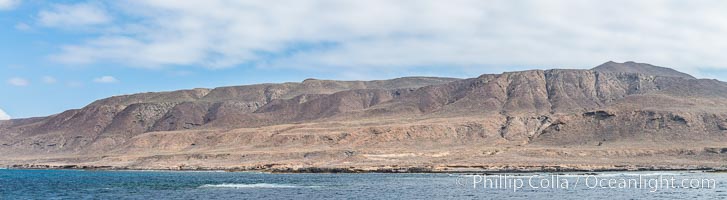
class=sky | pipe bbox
[2,0,727,119]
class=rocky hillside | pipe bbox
[0,77,457,150]
[1,61,726,171]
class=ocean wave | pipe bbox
[550,172,685,177]
[620,172,684,176]
[453,172,689,178]
[199,183,321,189]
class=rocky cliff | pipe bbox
[1,61,725,172]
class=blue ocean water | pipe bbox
[0,169,726,199]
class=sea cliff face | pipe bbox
[1,61,726,171]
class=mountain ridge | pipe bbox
[592,61,695,79]
[1,61,726,172]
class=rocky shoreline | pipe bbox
[5,164,727,174]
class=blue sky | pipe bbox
[2,0,727,119]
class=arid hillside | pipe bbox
[1,61,726,172]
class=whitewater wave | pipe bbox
[199,183,321,189]
[621,172,684,176]
[558,172,685,177]
[452,172,688,178]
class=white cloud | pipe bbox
[66,81,83,87]
[15,22,30,31]
[0,0,20,10]
[0,108,10,120]
[38,3,111,27]
[93,76,118,83]
[47,0,727,77]
[7,77,29,86]
[42,76,57,84]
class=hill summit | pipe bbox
[592,61,695,79]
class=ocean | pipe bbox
[1,169,725,199]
